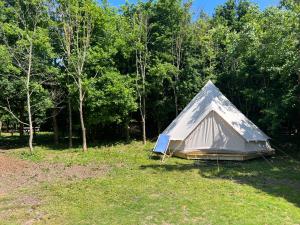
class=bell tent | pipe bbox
[153,81,274,161]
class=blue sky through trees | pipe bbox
[104,0,280,16]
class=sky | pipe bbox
[105,0,281,16]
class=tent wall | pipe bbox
[245,141,270,152]
[168,140,184,152]
[168,111,272,154]
[182,111,245,152]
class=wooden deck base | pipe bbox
[173,150,275,161]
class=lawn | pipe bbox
[0,134,300,225]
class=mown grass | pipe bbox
[0,134,300,225]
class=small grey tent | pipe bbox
[155,81,274,161]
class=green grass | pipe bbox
[1,135,300,225]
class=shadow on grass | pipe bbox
[141,154,300,208]
[0,133,134,151]
[0,133,78,151]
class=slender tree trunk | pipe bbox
[6,121,9,133]
[141,76,146,145]
[142,69,147,145]
[157,121,161,135]
[135,12,149,145]
[0,121,2,136]
[68,97,73,148]
[124,121,130,142]
[79,79,87,152]
[136,51,147,145]
[26,42,33,153]
[52,108,59,145]
[174,40,181,117]
[142,116,146,145]
[27,92,33,152]
[173,86,178,116]
[19,103,24,137]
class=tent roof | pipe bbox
[163,81,270,142]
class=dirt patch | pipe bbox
[0,193,45,225]
[0,154,111,224]
[0,154,110,194]
[0,155,31,174]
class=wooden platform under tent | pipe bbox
[172,149,275,161]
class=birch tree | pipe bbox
[134,6,151,145]
[48,79,65,145]
[56,0,99,151]
[0,0,54,152]
[171,2,190,116]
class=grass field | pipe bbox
[0,133,300,225]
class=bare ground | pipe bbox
[0,154,110,194]
[0,154,110,224]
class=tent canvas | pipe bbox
[155,80,274,161]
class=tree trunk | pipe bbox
[174,34,182,117]
[157,121,161,135]
[27,89,33,152]
[26,42,33,153]
[19,103,24,137]
[142,92,146,145]
[142,117,146,145]
[79,79,87,152]
[174,87,178,116]
[124,121,130,142]
[52,108,59,145]
[0,121,2,136]
[6,121,9,133]
[68,97,73,148]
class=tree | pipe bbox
[56,0,100,151]
[132,4,151,144]
[212,0,299,135]
[281,0,300,133]
[171,2,191,116]
[0,0,55,152]
[86,70,137,128]
[48,74,65,145]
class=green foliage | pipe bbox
[0,0,57,127]
[0,0,299,140]
[86,71,137,125]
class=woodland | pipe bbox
[0,0,299,151]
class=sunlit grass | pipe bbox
[1,137,300,225]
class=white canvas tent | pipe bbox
[158,80,274,161]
